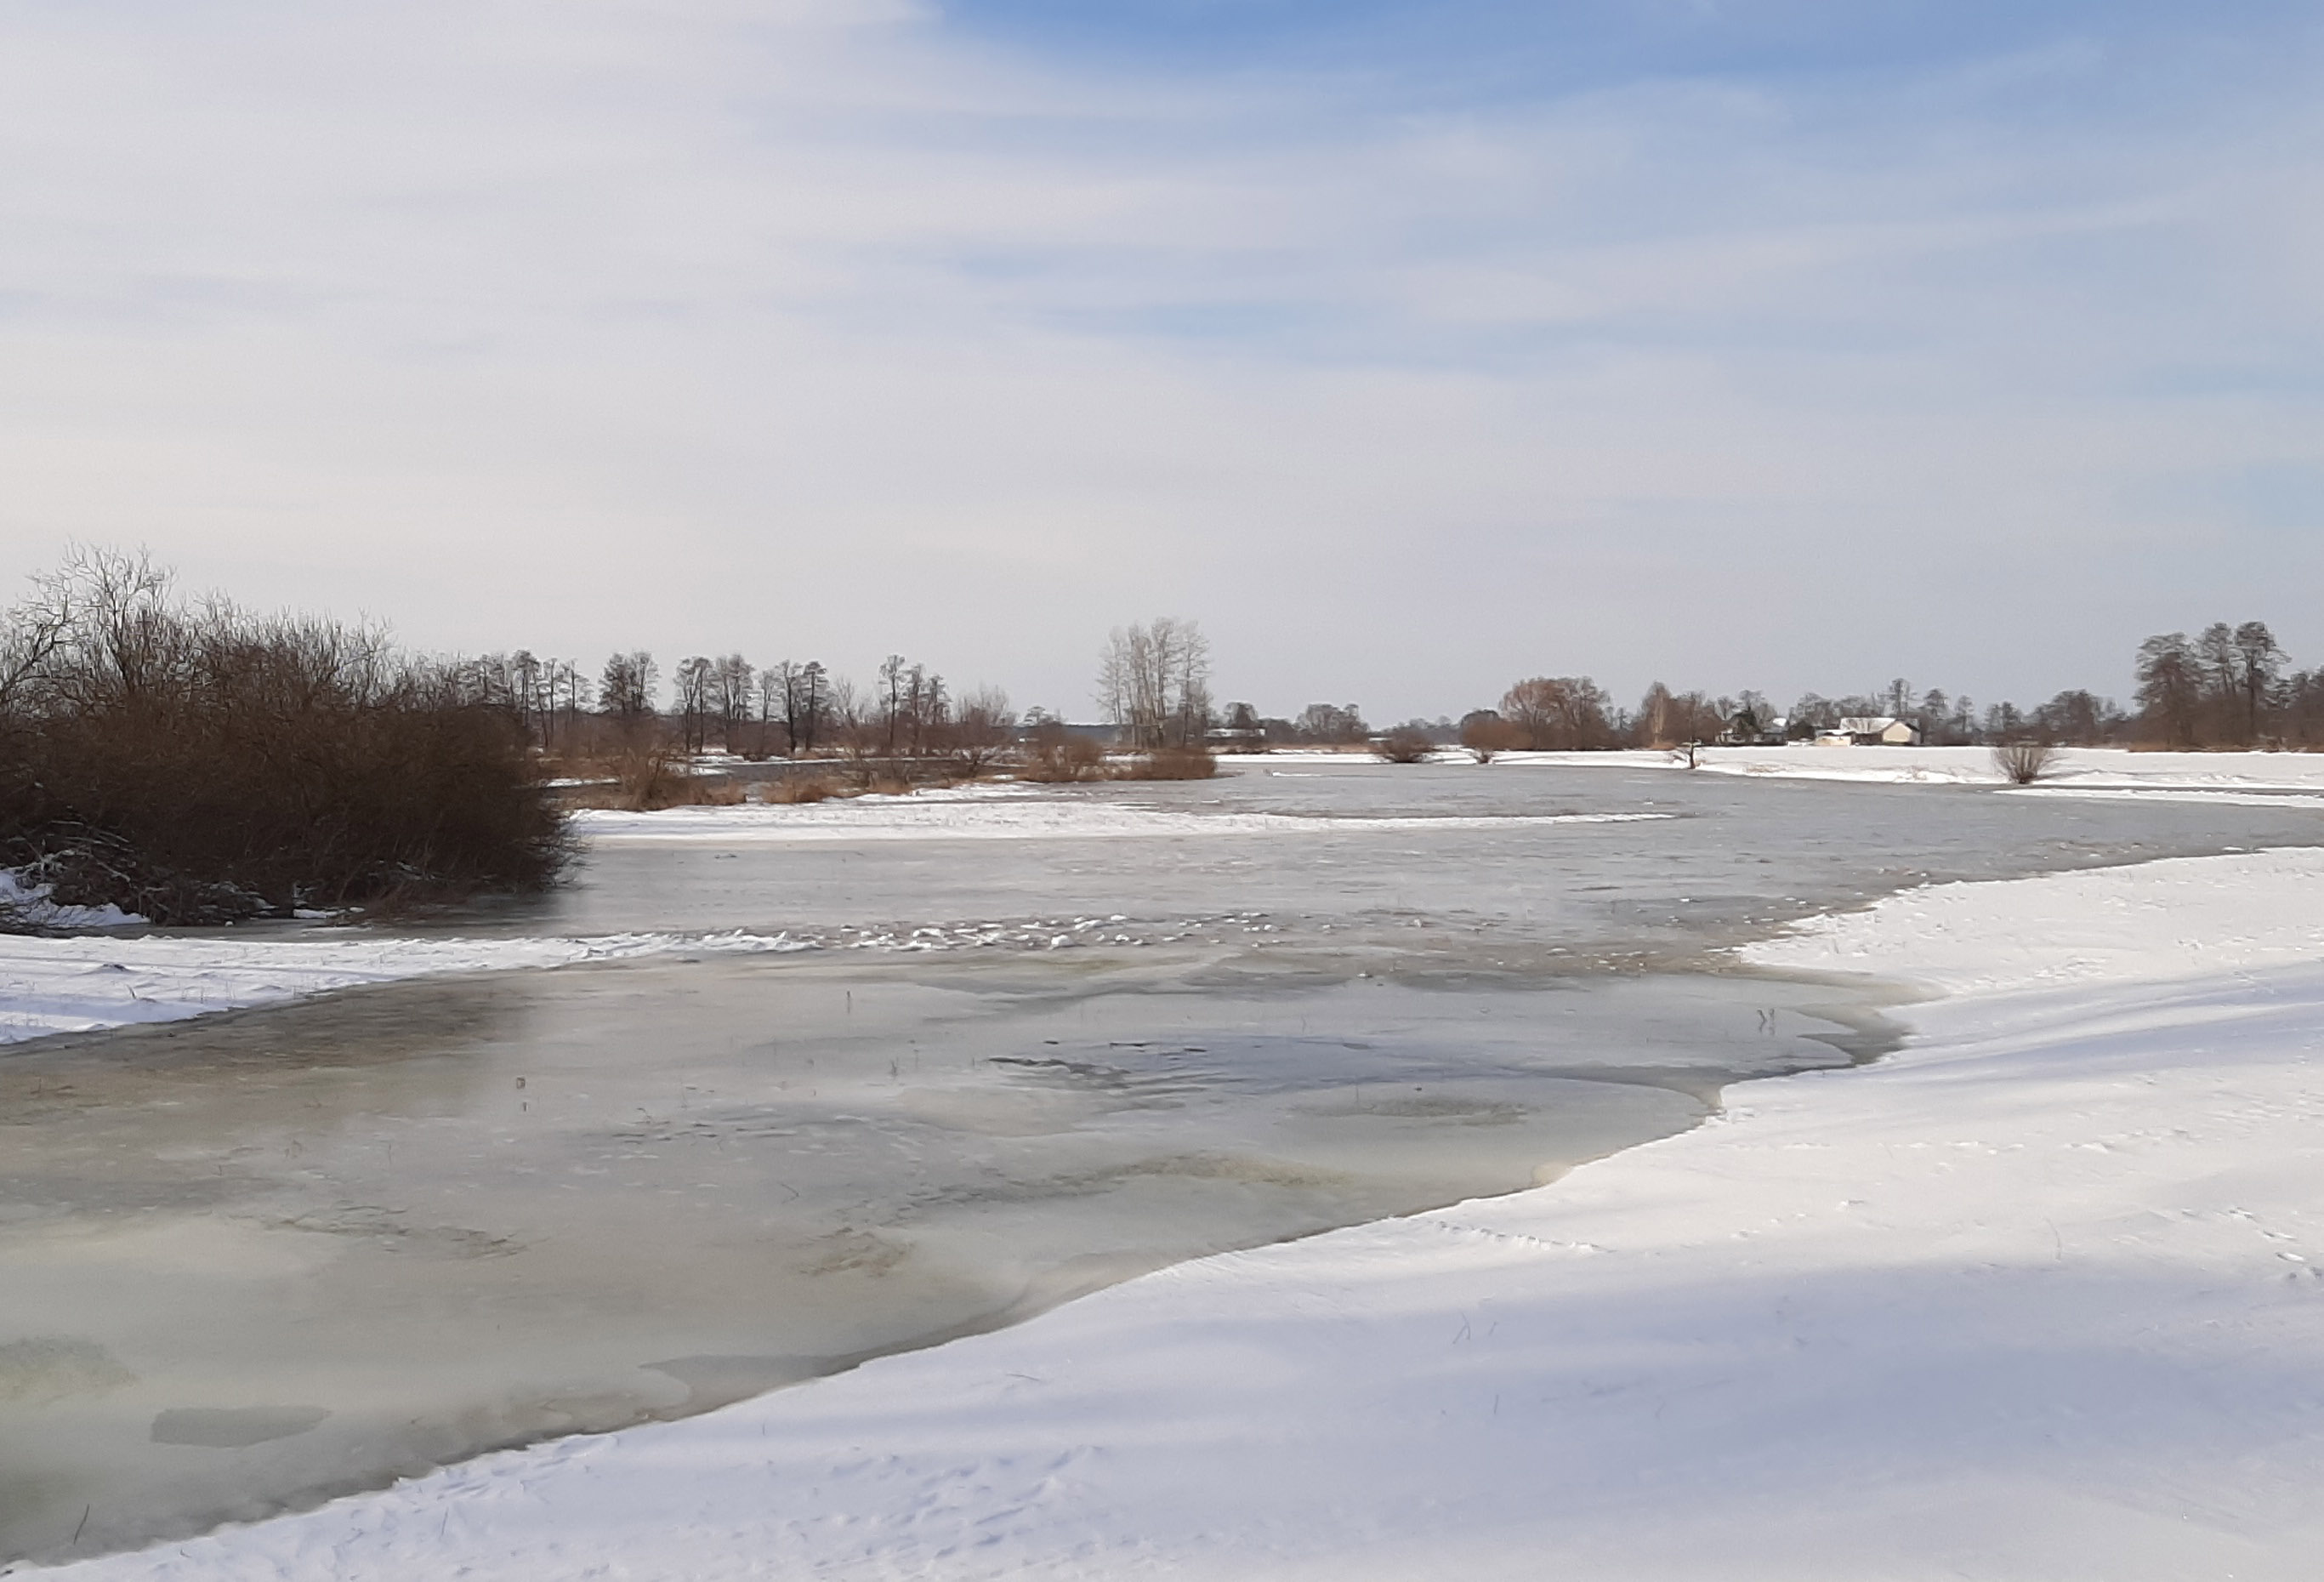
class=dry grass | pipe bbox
[1020,734,1108,782]
[766,775,839,804]
[1115,746,1219,780]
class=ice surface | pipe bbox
[36,841,2324,1582]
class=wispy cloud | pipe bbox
[0,2,2317,715]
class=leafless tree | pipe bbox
[766,660,829,754]
[1098,617,1211,748]
[673,655,714,754]
[1501,676,1615,750]
[1296,703,1367,744]
[712,654,755,752]
[943,686,1015,774]
[599,651,657,730]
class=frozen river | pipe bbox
[5,759,2321,1565]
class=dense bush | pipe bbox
[1,551,568,924]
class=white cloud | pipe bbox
[0,2,2317,719]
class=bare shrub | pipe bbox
[1992,739,2059,784]
[1020,727,1107,783]
[0,549,566,923]
[942,685,1015,776]
[1459,712,1519,764]
[611,743,685,810]
[1371,728,1434,764]
[1117,745,1218,780]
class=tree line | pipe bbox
[480,613,2320,765]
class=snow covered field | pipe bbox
[1487,741,2324,797]
[35,846,2324,1579]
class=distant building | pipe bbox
[1827,715,1922,747]
[1721,713,1788,746]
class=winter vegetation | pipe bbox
[4,536,2315,930]
[0,551,565,925]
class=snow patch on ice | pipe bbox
[0,929,813,1046]
[576,798,1670,843]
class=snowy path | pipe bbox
[33,849,2324,1579]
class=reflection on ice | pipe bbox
[0,949,1876,1565]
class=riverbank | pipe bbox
[31,845,2324,1579]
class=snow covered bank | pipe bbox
[1499,743,2324,793]
[0,870,141,930]
[39,851,2324,1579]
[1743,845,2324,995]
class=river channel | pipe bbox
[4,760,2320,1565]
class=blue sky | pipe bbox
[0,0,2317,719]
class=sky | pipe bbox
[0,1,2318,722]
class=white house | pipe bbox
[1831,715,1922,746]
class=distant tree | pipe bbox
[1502,676,1614,750]
[1371,726,1435,763]
[598,651,657,731]
[943,686,1015,774]
[2233,621,2283,744]
[2030,690,2122,746]
[1099,618,1212,749]
[1787,693,1838,737]
[755,666,786,756]
[767,660,831,754]
[2135,633,2202,747]
[1295,702,1368,744]
[673,656,714,754]
[878,653,908,754]
[1918,688,1952,743]
[795,661,829,754]
[713,654,755,752]
[1635,682,1679,748]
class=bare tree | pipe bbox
[1295,703,1367,744]
[1098,617,1211,748]
[767,660,829,754]
[673,655,714,754]
[1501,676,1615,750]
[598,651,658,731]
[706,654,754,753]
[943,686,1015,774]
